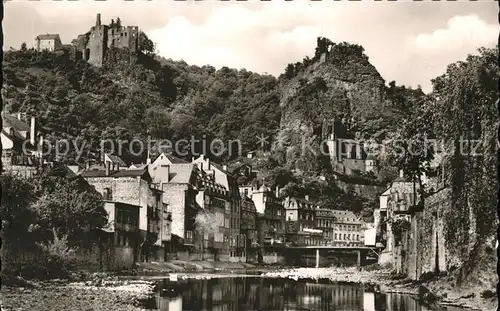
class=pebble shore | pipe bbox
[1,279,156,311]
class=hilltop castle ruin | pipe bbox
[70,13,139,67]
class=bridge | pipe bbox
[271,245,380,268]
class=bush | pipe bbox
[34,228,78,279]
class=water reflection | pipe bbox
[152,277,467,311]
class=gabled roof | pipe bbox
[168,163,196,184]
[152,152,189,165]
[104,154,127,167]
[381,187,391,196]
[36,34,61,40]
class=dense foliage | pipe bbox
[431,48,498,280]
[0,169,107,278]
[3,48,281,164]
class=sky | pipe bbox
[4,0,498,93]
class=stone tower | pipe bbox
[87,13,108,67]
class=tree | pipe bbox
[139,31,155,56]
[116,17,121,28]
[21,42,27,51]
[385,95,435,206]
[0,174,37,273]
[194,211,219,258]
[0,174,36,232]
[33,176,107,243]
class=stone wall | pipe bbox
[162,184,188,239]
[4,242,136,273]
[394,187,455,280]
[414,188,452,279]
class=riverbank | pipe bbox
[0,275,156,311]
[130,260,283,275]
[261,267,498,311]
[0,261,272,311]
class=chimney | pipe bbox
[165,165,170,182]
[207,158,210,170]
[96,13,102,26]
[200,162,204,171]
[276,186,279,196]
[146,157,151,165]
[399,170,404,178]
[223,165,227,171]
[38,135,44,160]
[105,162,110,176]
[17,112,22,120]
[305,195,310,201]
[30,117,36,146]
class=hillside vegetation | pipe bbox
[2,48,281,164]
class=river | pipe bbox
[145,276,469,311]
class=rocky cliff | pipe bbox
[274,41,404,181]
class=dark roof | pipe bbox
[80,167,149,178]
[105,154,127,166]
[3,114,30,132]
[152,153,189,164]
[105,201,141,209]
[36,34,61,40]
[2,115,36,150]
[165,154,189,164]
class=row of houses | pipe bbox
[1,113,368,267]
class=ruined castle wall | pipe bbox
[107,26,139,52]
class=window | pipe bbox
[356,235,359,241]
[103,188,112,200]
[334,233,337,239]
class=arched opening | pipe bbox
[84,48,90,61]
